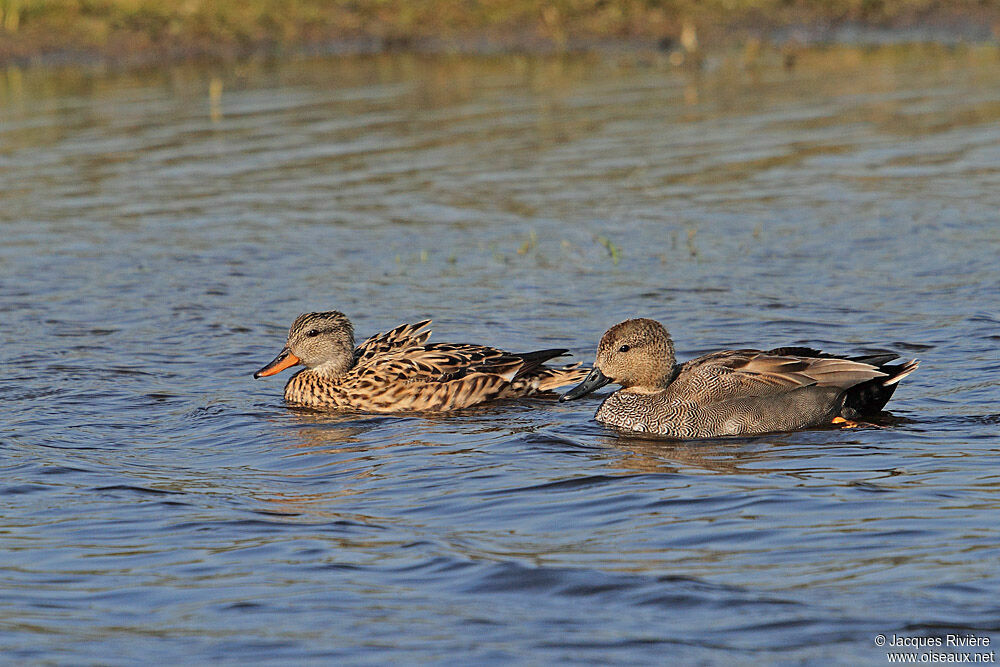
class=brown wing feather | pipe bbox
[354,320,433,366]
[341,367,512,412]
[330,322,579,411]
[676,350,887,400]
[371,343,516,378]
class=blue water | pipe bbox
[2,49,999,663]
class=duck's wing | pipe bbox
[341,343,524,411]
[345,343,574,411]
[353,339,522,380]
[354,320,433,366]
[676,349,888,400]
[767,346,900,368]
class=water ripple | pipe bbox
[2,48,999,663]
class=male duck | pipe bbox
[561,318,918,438]
[255,311,587,412]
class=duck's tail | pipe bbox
[511,348,571,380]
[841,357,919,418]
[503,348,589,394]
[532,362,589,392]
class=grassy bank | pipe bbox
[1,0,998,66]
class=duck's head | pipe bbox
[254,311,356,380]
[560,318,676,401]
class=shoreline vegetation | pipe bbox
[1,1,999,68]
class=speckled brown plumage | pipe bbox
[254,311,587,412]
[561,318,919,438]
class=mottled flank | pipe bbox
[562,318,918,439]
[255,311,587,412]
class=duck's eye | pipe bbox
[305,329,321,338]
[618,344,631,353]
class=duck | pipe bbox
[254,311,588,412]
[560,318,918,438]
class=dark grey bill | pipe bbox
[560,367,612,401]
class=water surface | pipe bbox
[2,47,999,663]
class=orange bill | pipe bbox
[254,347,301,378]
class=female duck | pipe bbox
[561,318,918,438]
[255,311,587,412]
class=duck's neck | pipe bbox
[621,365,679,394]
[307,352,356,380]
[622,385,663,395]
